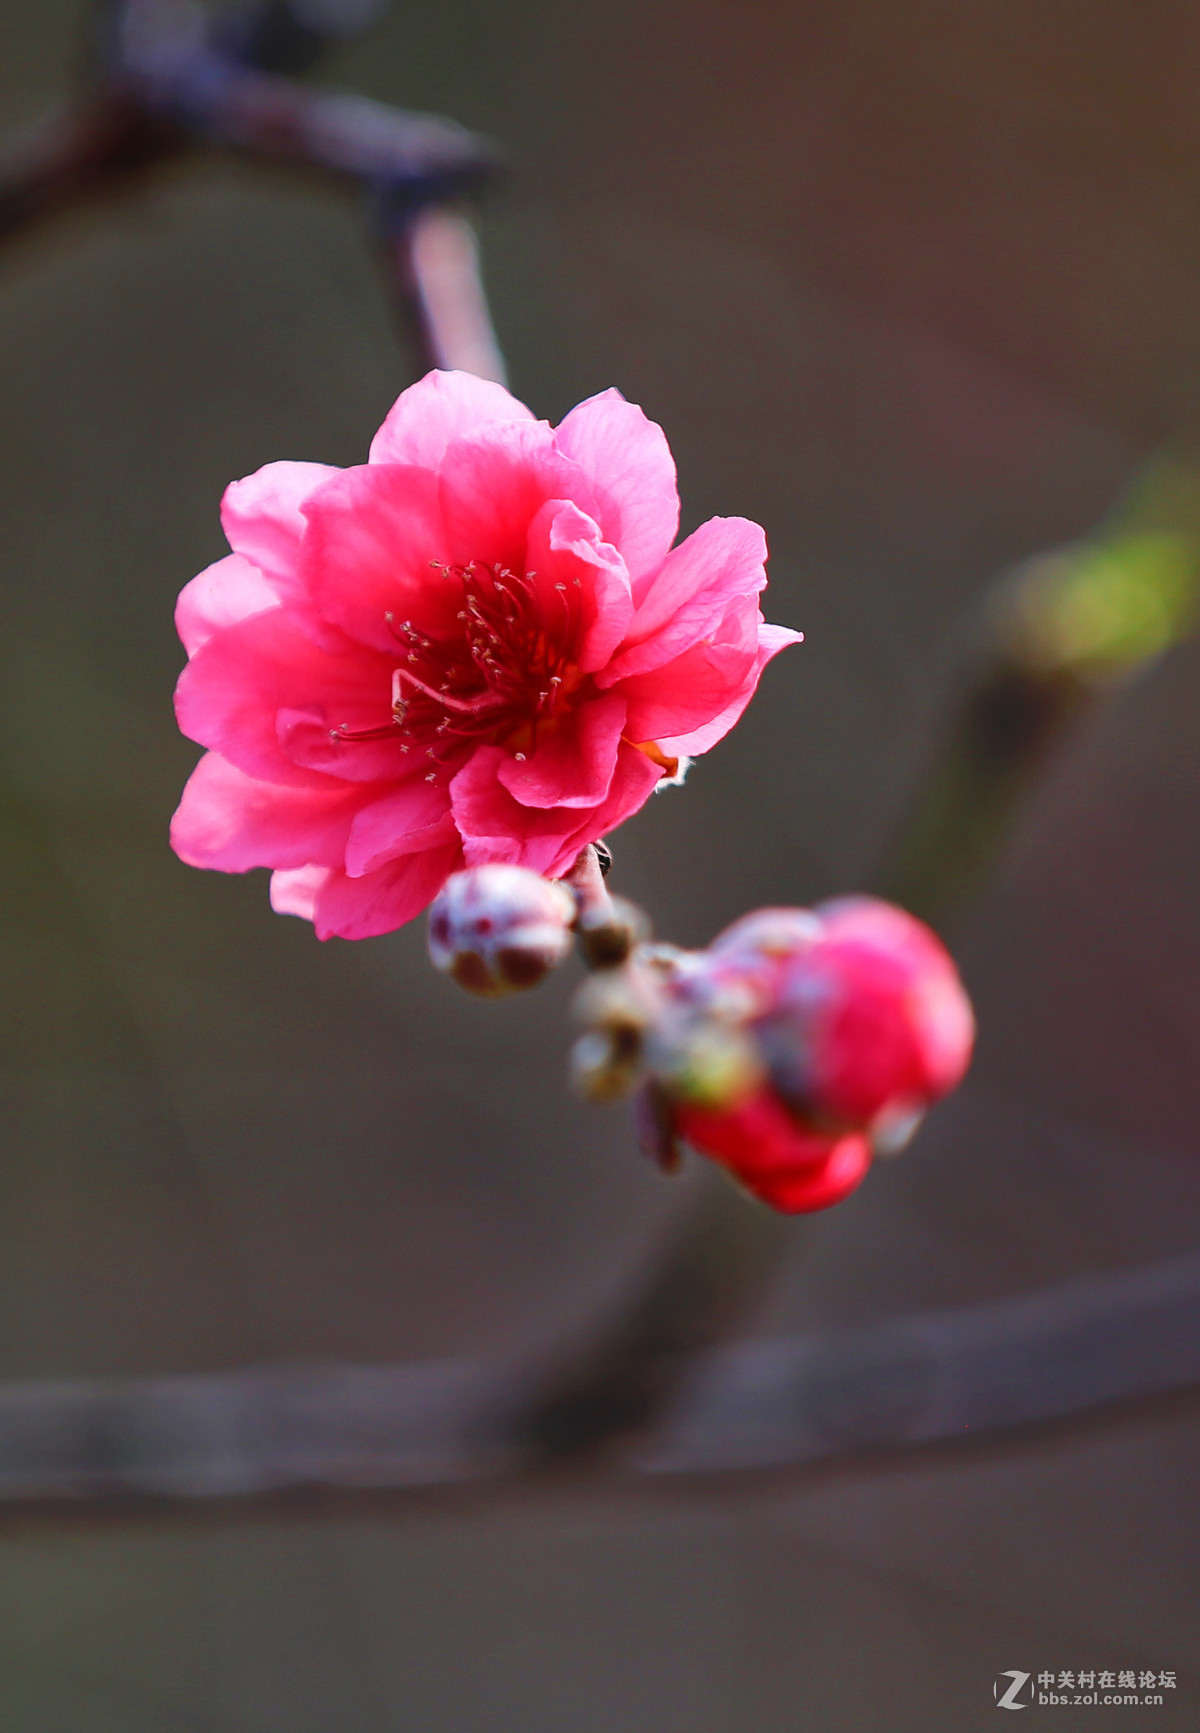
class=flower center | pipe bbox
[333,560,585,779]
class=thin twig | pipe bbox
[388,208,508,382]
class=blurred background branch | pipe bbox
[2,1238,1200,1509]
[0,0,506,376]
[876,455,1200,939]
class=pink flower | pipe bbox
[171,370,800,938]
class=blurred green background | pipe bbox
[1,1,1199,1727]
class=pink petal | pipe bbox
[523,500,633,675]
[496,692,627,809]
[276,705,439,785]
[656,623,802,755]
[755,620,806,660]
[175,606,393,788]
[310,844,462,940]
[449,751,527,868]
[221,460,340,616]
[300,463,453,653]
[368,369,536,467]
[746,1134,873,1214]
[270,864,329,921]
[599,517,768,685]
[345,781,457,877]
[452,739,663,879]
[176,553,278,659]
[677,1089,873,1214]
[585,737,676,847]
[552,390,680,595]
[620,640,757,745]
[437,420,558,571]
[170,751,366,871]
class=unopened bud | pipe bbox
[647,1020,764,1110]
[571,954,665,1099]
[674,1087,872,1214]
[760,896,975,1130]
[634,899,971,1214]
[638,946,765,1110]
[710,907,822,964]
[574,965,656,1037]
[570,1026,643,1101]
[576,893,649,969]
[428,865,575,996]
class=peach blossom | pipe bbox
[172,370,800,938]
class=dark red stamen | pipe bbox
[330,560,583,762]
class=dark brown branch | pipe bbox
[642,1245,1200,1474]
[1,1244,1198,1508]
[506,1172,791,1461]
[0,98,181,245]
[0,0,507,454]
[0,1,500,252]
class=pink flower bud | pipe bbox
[710,906,823,971]
[673,1088,872,1213]
[682,907,823,1020]
[758,896,974,1131]
[653,897,972,1213]
[427,865,575,996]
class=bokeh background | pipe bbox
[1,1,1199,1727]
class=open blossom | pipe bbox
[171,370,800,938]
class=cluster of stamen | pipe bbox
[329,560,584,783]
